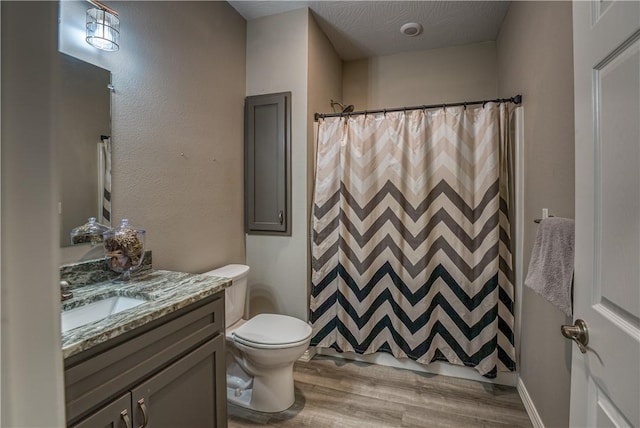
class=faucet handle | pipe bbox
[60,280,73,301]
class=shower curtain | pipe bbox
[310,103,516,377]
[101,136,112,226]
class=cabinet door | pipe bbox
[131,335,226,428]
[245,92,291,235]
[70,393,132,428]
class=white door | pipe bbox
[572,1,640,427]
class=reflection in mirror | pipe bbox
[57,52,111,247]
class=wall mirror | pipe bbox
[57,52,112,247]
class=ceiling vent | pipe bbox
[400,22,423,37]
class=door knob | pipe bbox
[561,319,589,353]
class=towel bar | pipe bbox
[533,215,555,223]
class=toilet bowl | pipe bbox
[203,264,312,413]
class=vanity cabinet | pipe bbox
[131,336,222,427]
[65,292,227,428]
[70,393,131,428]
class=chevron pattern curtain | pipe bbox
[101,136,112,226]
[310,103,516,377]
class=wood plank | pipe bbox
[228,356,533,428]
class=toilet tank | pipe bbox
[202,264,249,328]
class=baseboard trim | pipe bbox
[517,376,545,428]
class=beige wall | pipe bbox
[343,42,498,110]
[307,11,343,194]
[245,9,343,321]
[245,9,310,320]
[59,1,247,272]
[2,2,246,424]
[1,2,66,425]
[497,2,575,427]
[307,12,343,288]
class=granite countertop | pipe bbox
[61,270,231,359]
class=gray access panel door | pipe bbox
[245,92,291,235]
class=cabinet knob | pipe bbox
[278,210,284,225]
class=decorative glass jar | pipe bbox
[70,217,110,246]
[103,219,146,282]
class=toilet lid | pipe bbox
[232,314,312,346]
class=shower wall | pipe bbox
[342,41,498,110]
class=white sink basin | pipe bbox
[61,296,147,333]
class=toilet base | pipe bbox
[225,365,296,413]
[227,384,253,409]
[224,316,311,413]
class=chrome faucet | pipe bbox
[60,280,73,301]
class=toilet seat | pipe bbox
[233,335,311,350]
[232,313,312,349]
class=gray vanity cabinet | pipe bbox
[70,393,131,428]
[65,292,227,428]
[131,336,223,428]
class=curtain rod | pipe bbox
[314,94,522,121]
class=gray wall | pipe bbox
[59,1,247,272]
[497,2,575,427]
[1,2,66,426]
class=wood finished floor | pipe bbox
[228,356,533,428]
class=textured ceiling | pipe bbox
[228,1,511,61]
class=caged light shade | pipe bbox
[86,8,119,51]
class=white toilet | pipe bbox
[203,264,312,413]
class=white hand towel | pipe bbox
[524,217,575,316]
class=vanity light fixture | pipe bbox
[86,0,119,52]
